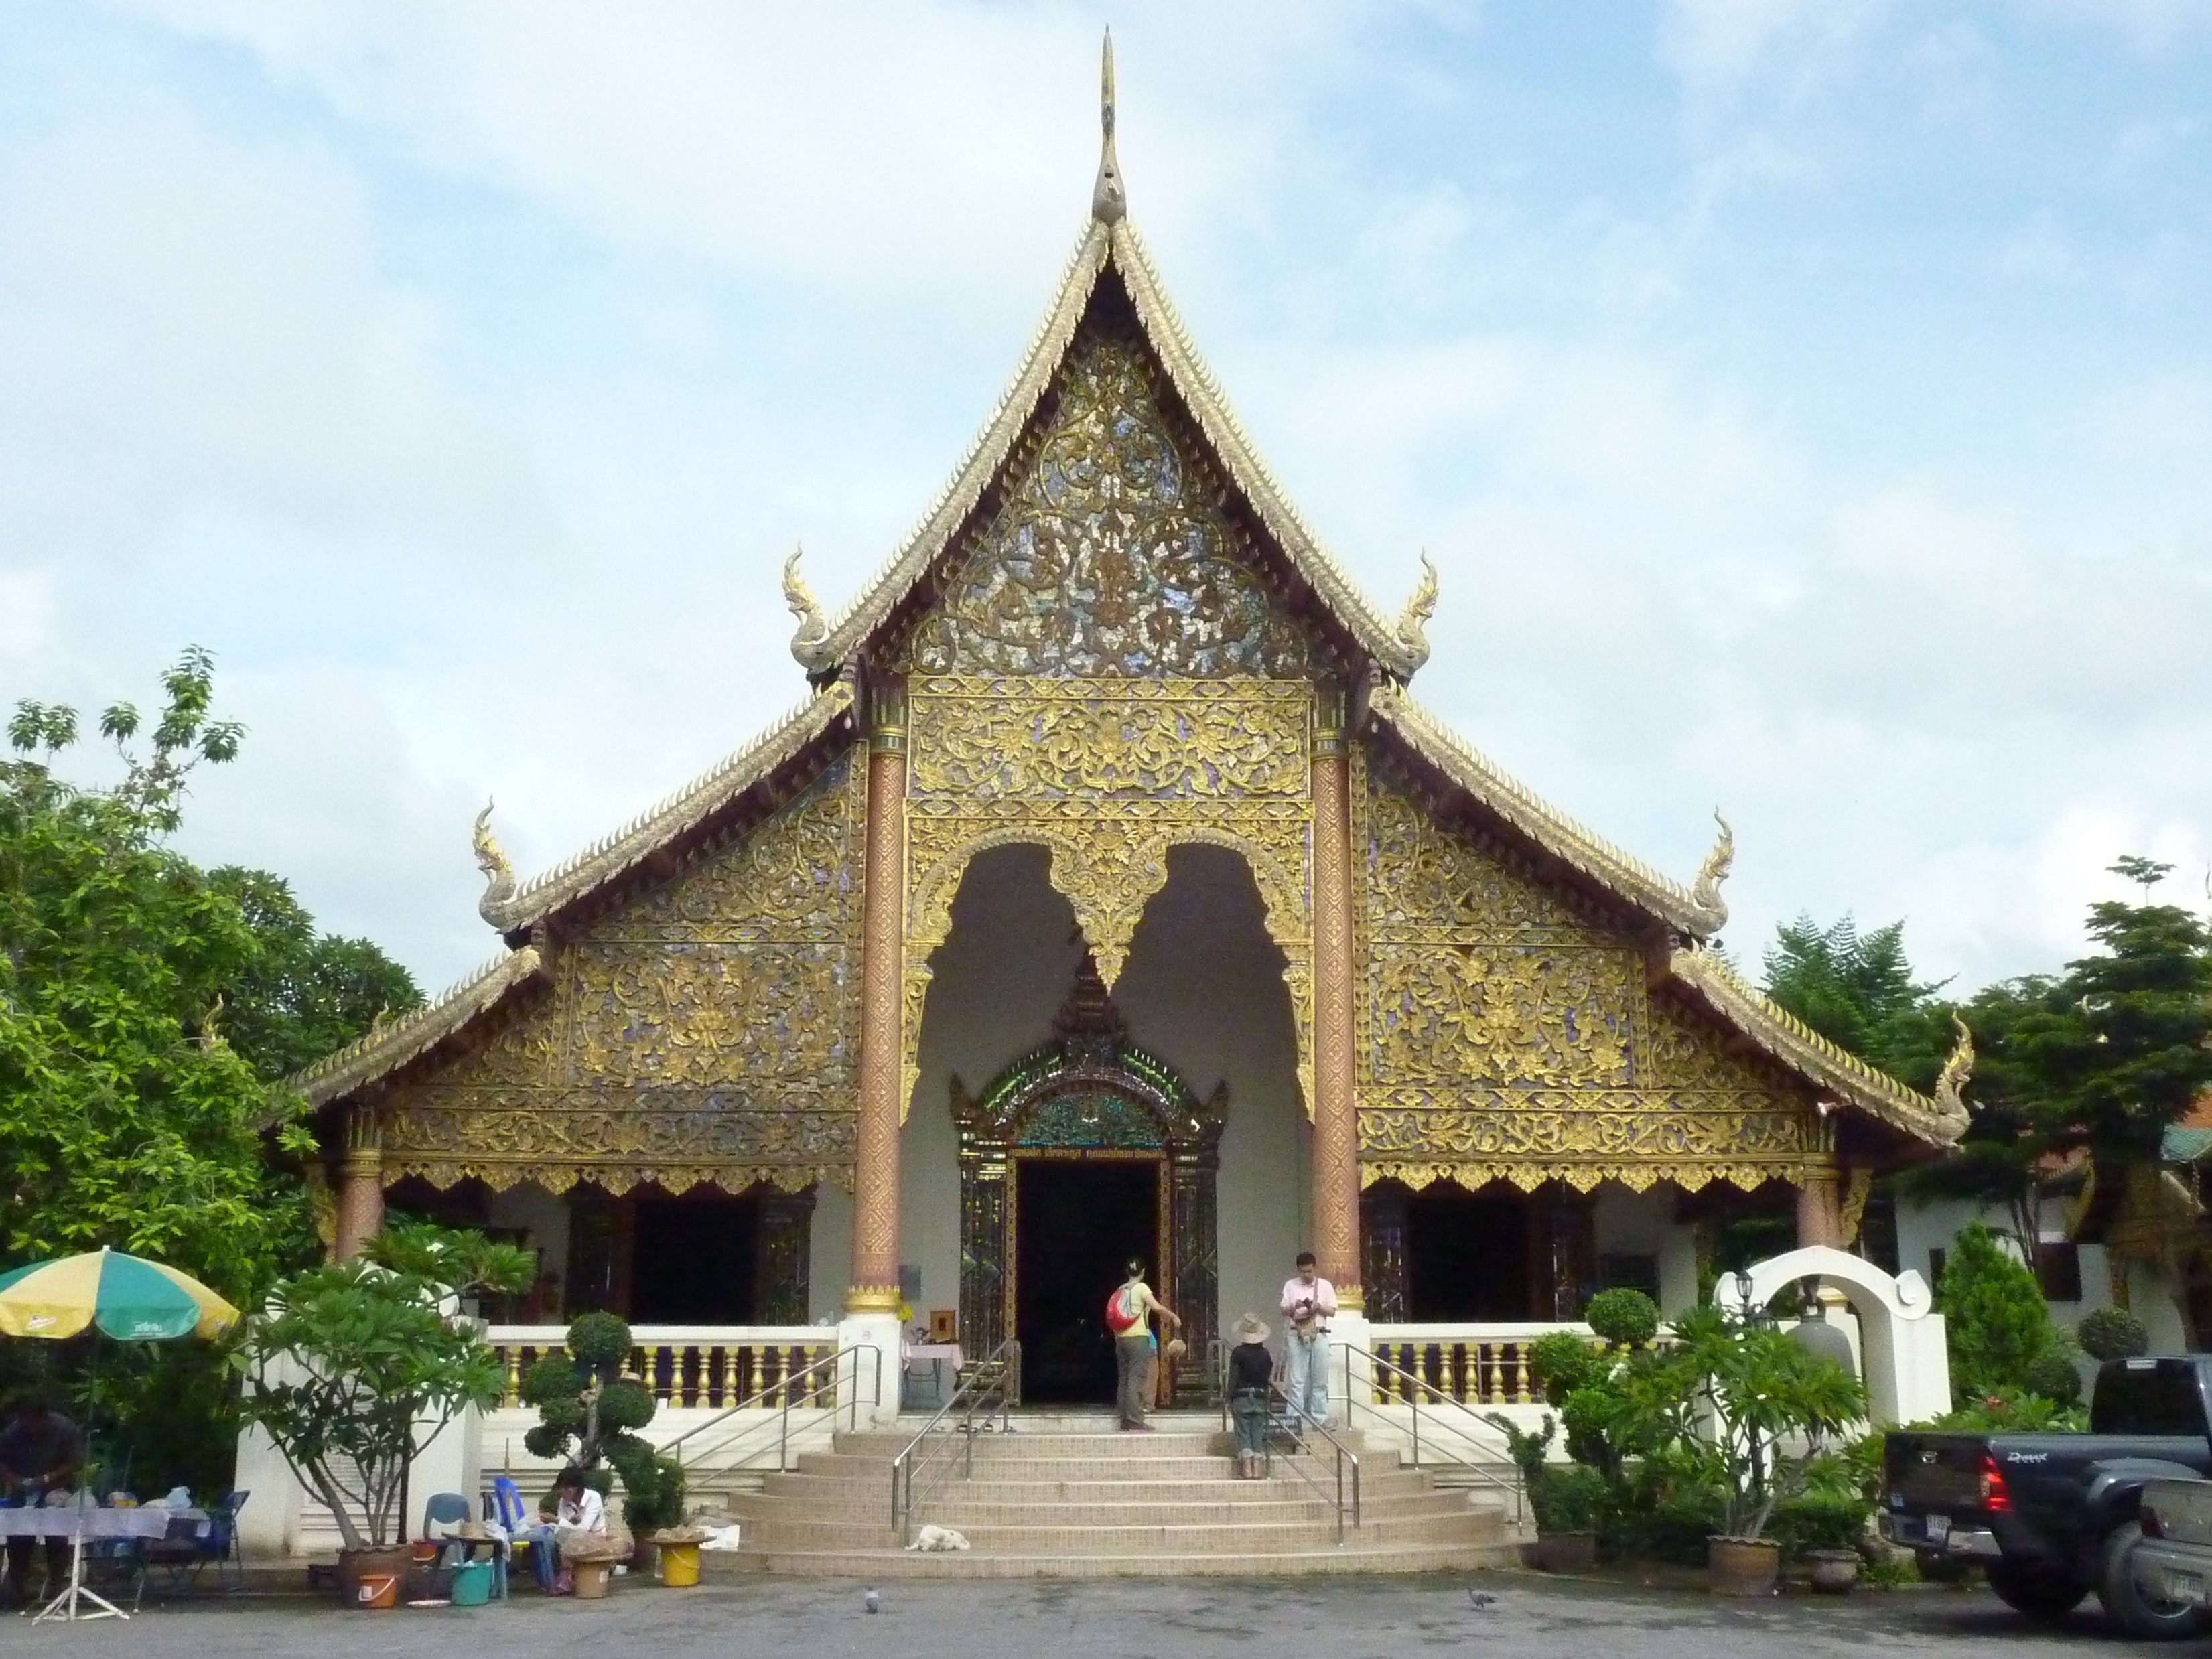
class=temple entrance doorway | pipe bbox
[631,1194,758,1325]
[1013,1157,1161,1404]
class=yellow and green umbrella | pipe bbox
[0,1247,240,1342]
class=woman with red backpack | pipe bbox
[1105,1259,1181,1430]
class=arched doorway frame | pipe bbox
[949,962,1229,1405]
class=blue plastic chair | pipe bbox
[133,1490,249,1603]
[489,1476,541,1597]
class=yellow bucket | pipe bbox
[659,1542,701,1587]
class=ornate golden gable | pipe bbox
[378,754,866,1196]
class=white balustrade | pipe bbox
[483,1325,837,1411]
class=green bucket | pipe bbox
[450,1559,495,1607]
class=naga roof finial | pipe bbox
[1688,809,1734,935]
[1395,552,1439,671]
[782,546,831,671]
[1933,1013,1976,1136]
[1091,29,1126,226]
[473,799,516,926]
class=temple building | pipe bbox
[292,50,1969,1411]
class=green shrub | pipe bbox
[1767,1490,1870,1559]
[1937,1224,2065,1400]
[520,1355,584,1409]
[2023,1350,2083,1406]
[1532,1463,1609,1535]
[1602,1474,1724,1566]
[567,1311,633,1372]
[2077,1307,2150,1362]
[596,1379,656,1431]
[1481,1411,1556,1490]
[1527,1331,1603,1405]
[1585,1287,1661,1348]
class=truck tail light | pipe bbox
[1978,1453,2012,1512]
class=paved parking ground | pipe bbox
[9,1572,2152,1657]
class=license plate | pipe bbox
[1925,1515,1950,1543]
[2162,1571,2205,1607]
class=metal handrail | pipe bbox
[1341,1342,1523,1523]
[888,1338,1019,1546]
[663,1344,882,1480]
[1220,1348,1361,1544]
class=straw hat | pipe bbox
[1233,1313,1269,1344]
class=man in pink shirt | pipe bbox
[1277,1252,1337,1427]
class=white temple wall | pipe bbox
[1113,845,1309,1336]
[903,845,1089,1329]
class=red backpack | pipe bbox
[1104,1283,1144,1334]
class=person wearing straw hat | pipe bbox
[1225,1315,1274,1479]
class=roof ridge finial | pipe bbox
[1091,28,1126,225]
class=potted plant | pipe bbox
[1484,1410,1602,1571]
[1663,1302,1866,1597]
[235,1223,531,1607]
[520,1312,686,1574]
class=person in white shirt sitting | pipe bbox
[538,1467,608,1594]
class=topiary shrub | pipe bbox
[1584,1287,1661,1349]
[2023,1350,2083,1406]
[1527,1331,1604,1405]
[523,1313,659,1492]
[2077,1307,2150,1362]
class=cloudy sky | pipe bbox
[3,1,2209,1002]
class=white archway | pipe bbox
[1718,1244,1951,1425]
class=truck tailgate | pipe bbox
[1888,1435,1989,1513]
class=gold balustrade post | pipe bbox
[848,680,910,1315]
[1310,692,1363,1307]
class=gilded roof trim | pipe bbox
[1369,684,1719,938]
[289,946,543,1107]
[1666,946,1964,1148]
[482,684,854,932]
[807,218,1422,679]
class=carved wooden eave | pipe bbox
[1665,947,1964,1150]
[289,945,546,1109]
[1369,686,1716,938]
[795,218,1425,683]
[481,683,854,934]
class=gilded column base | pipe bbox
[843,1285,904,1315]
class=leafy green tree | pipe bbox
[2,650,421,1489]
[206,867,421,1083]
[236,1222,531,1550]
[1908,859,2212,1245]
[1762,914,1954,1090]
[0,648,307,1286]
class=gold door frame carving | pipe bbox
[951,998,1227,1408]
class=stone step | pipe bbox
[706,1537,1523,1579]
[756,1477,1433,1522]
[837,1430,1251,1457]
[738,1510,1503,1554]
[737,1488,1480,1525]
[796,1453,1389,1484]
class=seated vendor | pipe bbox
[536,1467,606,1595]
[0,1389,84,1608]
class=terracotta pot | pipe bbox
[1806,1548,1860,1594]
[1528,1532,1598,1573]
[336,1544,411,1611]
[1708,1536,1781,1598]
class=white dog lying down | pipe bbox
[905,1525,971,1553]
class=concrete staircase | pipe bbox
[712,1411,1521,1578]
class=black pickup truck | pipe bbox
[1882,1356,2212,1638]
